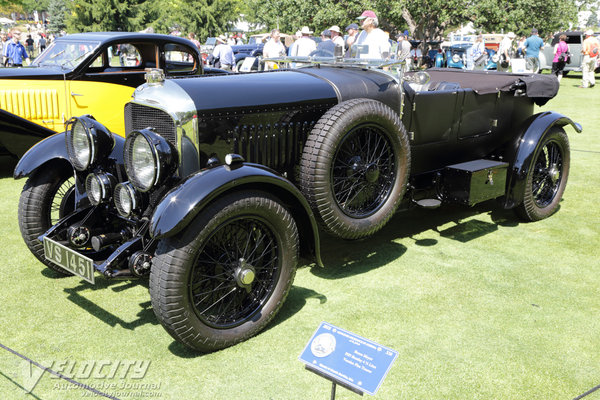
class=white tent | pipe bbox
[0,17,15,25]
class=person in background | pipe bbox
[290,26,316,57]
[262,29,286,70]
[551,34,569,81]
[25,34,34,58]
[4,31,29,67]
[470,34,486,70]
[516,36,526,58]
[212,35,235,71]
[288,30,301,57]
[187,32,201,49]
[354,10,390,59]
[236,34,244,45]
[345,23,359,55]
[396,32,411,71]
[410,45,422,69]
[0,33,6,66]
[329,25,345,56]
[497,31,515,71]
[523,28,544,72]
[39,34,47,53]
[580,29,599,88]
[312,29,335,57]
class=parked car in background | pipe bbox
[444,44,497,70]
[231,41,264,70]
[14,56,580,352]
[0,32,225,158]
[200,37,216,64]
[539,31,600,74]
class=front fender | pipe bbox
[14,131,126,179]
[14,133,70,179]
[150,163,323,266]
[504,111,582,208]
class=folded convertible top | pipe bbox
[410,68,559,106]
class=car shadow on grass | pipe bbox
[311,200,522,280]
[60,278,159,331]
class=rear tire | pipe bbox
[150,191,299,352]
[515,127,570,221]
[18,165,75,274]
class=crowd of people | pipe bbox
[206,10,394,72]
[0,29,51,67]
[2,8,598,88]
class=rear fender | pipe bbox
[504,111,581,208]
[150,163,323,266]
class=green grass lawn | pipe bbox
[0,72,598,400]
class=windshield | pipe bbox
[32,40,100,68]
[261,55,407,81]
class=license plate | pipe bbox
[43,237,95,284]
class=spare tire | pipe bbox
[299,98,410,240]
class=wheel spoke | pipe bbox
[331,125,396,218]
[532,142,563,207]
[189,216,281,328]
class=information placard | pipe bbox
[239,57,256,72]
[299,322,398,396]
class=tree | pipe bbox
[470,0,579,36]
[66,0,150,32]
[380,0,468,44]
[244,0,374,35]
[146,0,245,41]
[22,0,51,13]
[587,11,599,28]
[47,0,68,33]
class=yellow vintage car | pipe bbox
[0,32,220,158]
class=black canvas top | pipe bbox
[408,68,559,106]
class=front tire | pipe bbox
[515,127,570,221]
[18,164,75,274]
[299,98,410,239]
[150,191,299,352]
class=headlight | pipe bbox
[85,173,116,205]
[124,129,177,192]
[66,116,114,171]
[452,54,460,63]
[114,182,141,217]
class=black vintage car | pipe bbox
[14,58,580,352]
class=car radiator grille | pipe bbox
[0,89,60,120]
[125,103,177,146]
[232,122,314,171]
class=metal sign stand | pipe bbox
[305,365,364,399]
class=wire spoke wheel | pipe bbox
[332,125,396,218]
[190,217,280,329]
[531,141,563,208]
[50,177,75,225]
[515,127,570,221]
[150,191,298,352]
